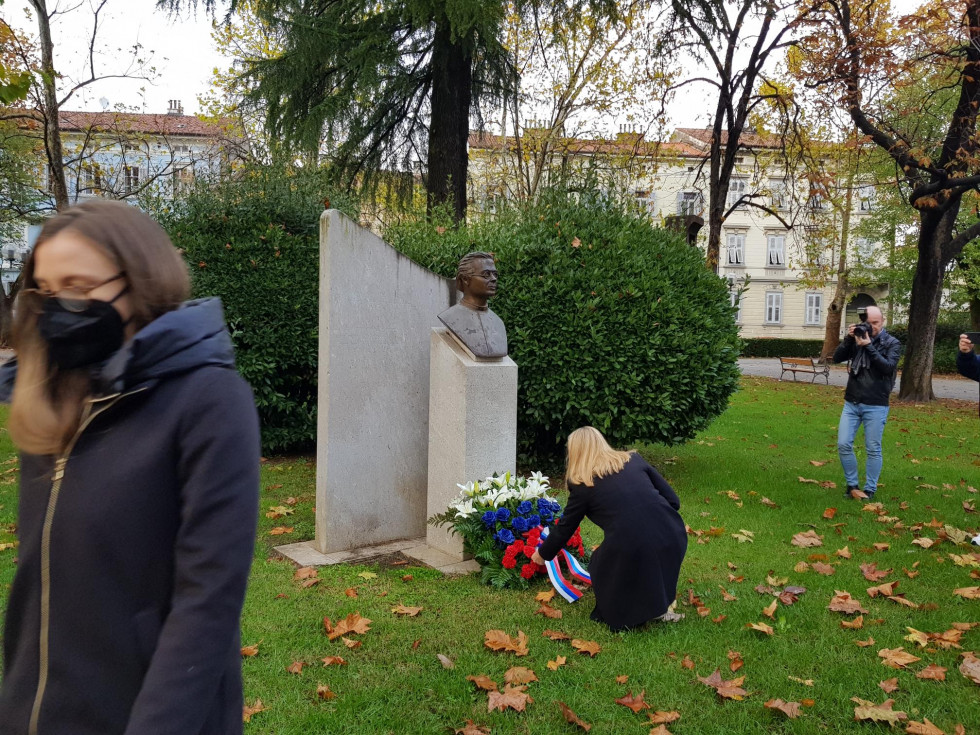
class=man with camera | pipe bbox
[833,305,902,499]
[958,333,980,382]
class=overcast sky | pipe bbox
[4,0,924,131]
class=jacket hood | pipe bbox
[98,297,236,393]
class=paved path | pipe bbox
[738,358,980,402]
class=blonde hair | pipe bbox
[10,200,190,455]
[565,426,634,487]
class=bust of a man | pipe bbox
[438,251,508,360]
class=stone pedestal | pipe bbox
[426,328,518,560]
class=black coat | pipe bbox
[832,329,903,406]
[0,299,260,735]
[539,454,687,631]
[958,350,980,382]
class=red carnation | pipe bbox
[520,563,537,579]
[502,555,518,569]
[523,544,536,558]
[535,563,546,573]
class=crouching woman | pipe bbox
[532,427,687,631]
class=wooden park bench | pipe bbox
[778,357,830,384]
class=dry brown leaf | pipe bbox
[504,666,538,685]
[341,637,362,649]
[764,699,802,719]
[836,546,852,559]
[572,639,601,657]
[906,719,945,735]
[762,599,778,619]
[720,587,738,602]
[812,562,836,576]
[286,660,307,674]
[809,460,828,466]
[392,604,423,617]
[299,578,320,589]
[321,655,347,666]
[855,637,876,647]
[536,589,556,603]
[436,654,454,669]
[648,710,681,725]
[959,652,980,685]
[557,701,591,731]
[728,650,744,672]
[267,526,293,535]
[315,683,336,700]
[615,689,651,713]
[888,595,919,609]
[792,530,824,548]
[697,669,748,700]
[828,590,869,615]
[294,566,318,581]
[912,537,935,549]
[453,720,491,735]
[873,542,890,551]
[649,727,673,735]
[615,674,629,684]
[916,664,947,681]
[878,647,922,669]
[466,674,498,692]
[487,684,532,712]
[852,698,908,725]
[535,603,562,619]
[240,643,260,657]
[841,615,864,630]
[747,621,774,636]
[788,676,814,686]
[681,655,695,670]
[542,628,571,641]
[344,587,358,598]
[242,698,267,723]
[547,656,567,671]
[823,508,837,520]
[484,629,529,656]
[953,586,980,599]
[867,581,899,598]
[860,562,893,582]
[879,678,899,693]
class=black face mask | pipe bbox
[38,289,129,370]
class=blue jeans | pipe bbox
[838,401,890,494]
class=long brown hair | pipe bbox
[10,200,190,455]
[565,426,634,487]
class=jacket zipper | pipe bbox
[27,389,143,735]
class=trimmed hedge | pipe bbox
[387,190,742,466]
[741,338,824,358]
[161,166,355,452]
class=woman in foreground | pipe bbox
[533,427,687,631]
[0,200,260,735]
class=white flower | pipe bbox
[453,499,477,518]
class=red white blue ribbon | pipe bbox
[539,527,591,603]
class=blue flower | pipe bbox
[536,498,549,511]
[495,508,511,523]
[496,529,515,545]
[481,510,497,528]
[539,511,553,524]
[517,500,534,515]
[527,514,541,528]
[511,516,528,533]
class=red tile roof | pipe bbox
[467,130,704,158]
[673,127,782,149]
[5,108,228,138]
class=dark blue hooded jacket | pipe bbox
[0,298,260,735]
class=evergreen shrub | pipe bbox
[741,338,824,358]
[387,190,741,465]
[160,166,354,452]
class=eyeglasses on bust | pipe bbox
[20,272,127,313]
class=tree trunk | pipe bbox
[898,211,955,401]
[970,295,980,331]
[427,17,472,224]
[31,0,69,211]
[821,178,854,361]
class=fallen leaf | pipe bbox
[959,652,980,685]
[294,566,318,581]
[879,647,922,669]
[788,676,814,686]
[401,574,413,582]
[916,664,946,681]
[504,666,538,685]
[321,655,347,666]
[286,660,307,674]
[812,562,836,576]
[879,677,899,693]
[454,720,491,735]
[572,639,601,657]
[829,590,869,615]
[535,603,562,619]
[912,538,935,549]
[792,530,824,548]
[536,589,556,603]
[268,526,293,535]
[860,563,893,582]
[615,689,651,713]
[558,701,591,731]
[681,655,695,670]
[728,650,744,672]
[242,699,267,723]
[649,727,673,735]
[867,581,899,598]
[324,612,372,640]
[241,643,260,657]
[357,571,377,580]
[648,710,681,724]
[487,684,532,712]
[852,697,908,725]
[764,699,802,719]
[466,675,498,692]
[855,637,876,647]
[762,599,778,619]
[542,629,570,641]
[697,669,748,700]
[841,616,864,630]
[315,683,336,700]
[615,674,629,684]
[873,542,890,551]
[341,637,361,649]
[344,588,358,598]
[436,654,454,669]
[823,508,837,520]
[953,587,980,599]
[810,460,828,466]
[484,629,529,656]
[747,621,774,636]
[392,604,423,617]
[547,656,567,671]
[836,546,852,559]
[906,720,945,735]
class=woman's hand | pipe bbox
[531,550,545,566]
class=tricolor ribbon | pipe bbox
[538,527,591,603]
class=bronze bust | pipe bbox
[438,252,508,359]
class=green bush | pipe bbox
[387,190,741,466]
[888,322,970,375]
[160,165,355,452]
[741,338,824,358]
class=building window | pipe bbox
[80,163,102,196]
[770,179,788,210]
[173,166,195,196]
[729,290,742,322]
[858,184,874,211]
[635,189,656,215]
[677,190,702,216]
[124,165,140,193]
[855,237,874,263]
[807,192,825,210]
[727,178,747,209]
[765,291,783,324]
[805,292,823,325]
[726,232,745,266]
[766,233,786,266]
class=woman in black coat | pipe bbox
[533,426,687,631]
[0,200,260,735]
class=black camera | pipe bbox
[853,309,872,339]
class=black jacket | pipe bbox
[958,350,980,382]
[0,298,260,735]
[833,329,903,406]
[539,454,687,631]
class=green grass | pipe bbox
[2,378,980,733]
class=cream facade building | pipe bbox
[467,127,887,341]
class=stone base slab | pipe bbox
[274,538,480,575]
